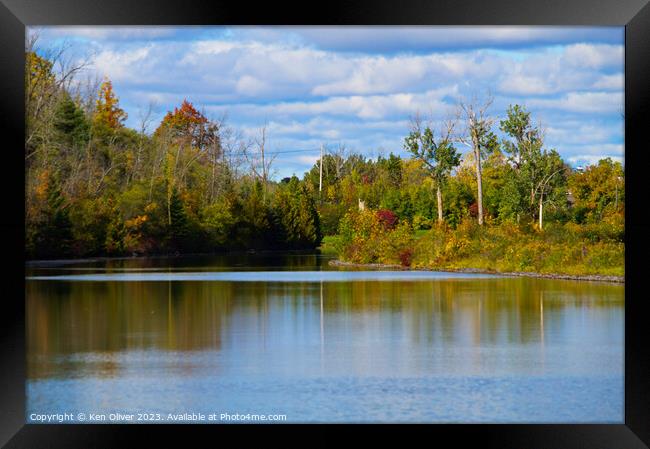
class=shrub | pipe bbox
[376,209,398,230]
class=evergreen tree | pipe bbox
[167,188,190,252]
[30,178,74,258]
[54,94,90,149]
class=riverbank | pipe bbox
[328,259,624,283]
[326,214,624,282]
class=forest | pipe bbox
[25,40,624,276]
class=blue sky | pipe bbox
[32,26,624,180]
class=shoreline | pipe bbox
[328,259,624,284]
[24,249,325,267]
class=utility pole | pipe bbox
[319,144,323,194]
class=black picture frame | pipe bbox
[1,1,648,447]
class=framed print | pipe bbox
[0,0,649,447]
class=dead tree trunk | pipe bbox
[475,146,484,226]
[436,184,443,223]
[538,192,544,230]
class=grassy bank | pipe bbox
[326,210,624,277]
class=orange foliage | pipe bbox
[154,100,216,150]
[94,78,127,129]
[34,170,50,201]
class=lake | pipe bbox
[25,253,624,423]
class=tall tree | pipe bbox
[94,77,127,130]
[524,148,568,230]
[154,99,219,152]
[28,174,74,258]
[54,93,90,150]
[499,104,543,169]
[404,117,461,223]
[459,97,499,225]
[245,124,276,200]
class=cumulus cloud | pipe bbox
[32,25,625,175]
[528,92,623,114]
[567,154,624,166]
[295,155,321,165]
[232,26,622,53]
[37,26,179,41]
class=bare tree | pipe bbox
[330,143,348,181]
[245,124,277,198]
[25,31,92,161]
[219,120,247,181]
[127,101,157,186]
[458,94,498,226]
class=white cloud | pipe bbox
[592,73,624,90]
[34,26,624,175]
[92,46,153,82]
[545,122,622,145]
[210,86,457,122]
[528,92,623,114]
[241,26,622,53]
[235,76,270,96]
[37,26,178,41]
[562,43,624,69]
[497,44,623,95]
[295,155,320,165]
[567,154,624,166]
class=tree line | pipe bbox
[25,38,623,261]
[25,40,321,259]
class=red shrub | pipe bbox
[468,202,486,218]
[376,209,398,230]
[398,248,414,267]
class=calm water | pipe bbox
[25,253,624,423]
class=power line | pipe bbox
[221,147,323,157]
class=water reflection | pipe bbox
[27,276,623,376]
[25,254,624,422]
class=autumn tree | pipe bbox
[154,100,222,205]
[154,99,219,151]
[27,173,74,258]
[568,158,624,223]
[94,77,127,130]
[274,176,322,249]
[25,33,90,160]
[25,51,57,160]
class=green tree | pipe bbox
[167,187,191,251]
[521,147,568,230]
[54,94,90,149]
[499,104,543,170]
[404,122,461,223]
[568,158,624,223]
[29,177,74,258]
[105,199,127,255]
[274,176,322,249]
